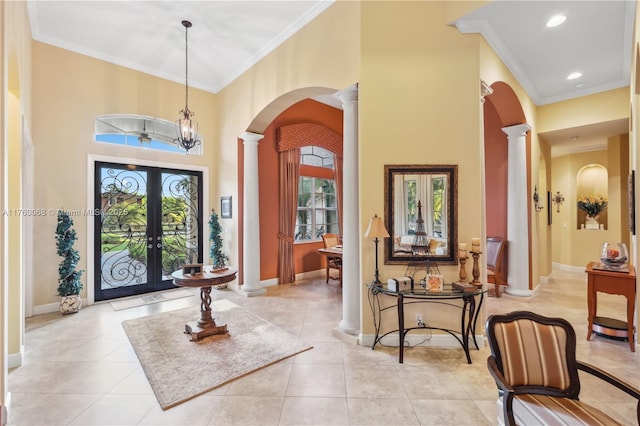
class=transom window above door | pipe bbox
[95,114,203,155]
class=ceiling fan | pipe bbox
[138,120,151,144]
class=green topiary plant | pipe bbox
[208,209,228,269]
[55,210,84,297]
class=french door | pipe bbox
[94,162,203,301]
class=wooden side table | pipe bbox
[172,266,237,341]
[585,261,636,352]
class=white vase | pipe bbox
[59,294,82,314]
[585,215,599,230]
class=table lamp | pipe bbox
[364,214,390,283]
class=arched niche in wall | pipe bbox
[576,164,608,230]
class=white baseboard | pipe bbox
[2,392,10,426]
[7,345,23,369]
[360,332,485,349]
[552,262,586,273]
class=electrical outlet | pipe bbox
[416,314,424,327]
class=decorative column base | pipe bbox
[229,284,267,297]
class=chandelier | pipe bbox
[175,20,200,154]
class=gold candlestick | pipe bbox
[471,251,482,285]
[458,256,468,282]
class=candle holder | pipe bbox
[470,250,482,285]
[458,256,468,282]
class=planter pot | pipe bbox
[59,294,82,314]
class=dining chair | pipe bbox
[486,310,640,425]
[486,237,507,297]
[322,233,342,285]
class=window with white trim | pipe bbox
[95,114,203,155]
[294,146,338,242]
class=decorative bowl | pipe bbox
[600,243,628,267]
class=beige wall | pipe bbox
[359,1,485,332]
[31,41,217,309]
[551,141,629,269]
[538,87,629,133]
[2,0,34,414]
[215,0,361,269]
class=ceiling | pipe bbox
[28,1,635,156]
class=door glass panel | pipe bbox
[99,166,149,290]
[95,163,203,301]
[161,172,200,280]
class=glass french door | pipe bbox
[94,162,203,301]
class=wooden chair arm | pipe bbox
[578,360,640,423]
[488,356,517,425]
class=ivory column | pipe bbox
[336,84,360,335]
[240,132,266,296]
[503,124,532,296]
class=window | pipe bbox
[401,174,447,238]
[295,177,338,241]
[295,146,338,242]
[95,114,203,155]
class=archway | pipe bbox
[484,81,534,295]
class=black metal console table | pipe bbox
[367,283,486,364]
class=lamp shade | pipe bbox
[365,214,390,239]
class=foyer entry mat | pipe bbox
[122,299,312,409]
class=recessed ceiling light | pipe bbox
[546,14,566,28]
[567,72,582,80]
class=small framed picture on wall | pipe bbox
[221,196,232,219]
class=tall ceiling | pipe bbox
[28,1,635,155]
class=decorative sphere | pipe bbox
[600,243,628,267]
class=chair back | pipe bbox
[486,311,580,398]
[486,237,505,270]
[322,233,339,248]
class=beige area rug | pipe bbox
[122,299,313,410]
[110,289,194,311]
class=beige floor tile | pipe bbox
[293,341,344,364]
[8,392,101,425]
[138,395,222,425]
[411,399,492,425]
[280,396,349,425]
[347,398,419,425]
[345,364,405,398]
[286,363,346,397]
[68,394,157,425]
[225,362,292,396]
[52,361,139,394]
[207,395,284,425]
[7,269,639,425]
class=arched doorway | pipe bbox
[484,81,537,296]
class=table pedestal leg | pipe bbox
[185,286,228,341]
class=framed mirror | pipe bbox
[384,164,458,265]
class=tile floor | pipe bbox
[7,268,640,425]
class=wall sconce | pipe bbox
[552,191,565,212]
[533,185,544,212]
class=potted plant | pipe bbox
[55,210,84,314]
[208,209,229,276]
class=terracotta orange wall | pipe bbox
[484,100,508,238]
[238,98,343,281]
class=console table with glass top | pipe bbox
[367,283,486,364]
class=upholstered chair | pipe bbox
[486,310,640,425]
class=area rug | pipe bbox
[110,289,194,311]
[122,299,313,410]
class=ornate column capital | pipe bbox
[502,123,532,139]
[335,83,358,105]
[240,132,264,145]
